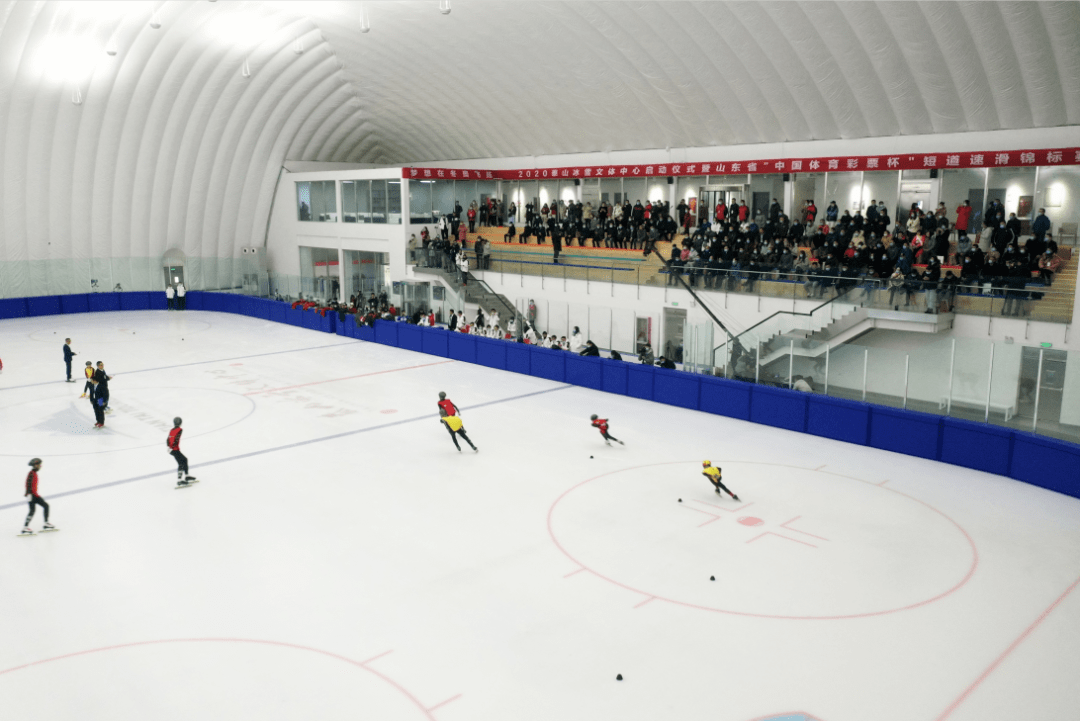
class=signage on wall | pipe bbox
[402,147,1080,181]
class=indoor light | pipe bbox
[439,0,451,15]
[241,59,251,78]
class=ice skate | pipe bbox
[731,494,740,501]
[471,446,478,453]
[184,475,197,482]
[605,440,611,446]
[93,423,103,429]
[175,478,199,489]
[18,527,34,536]
[618,440,625,445]
[715,489,723,496]
[41,523,58,533]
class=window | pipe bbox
[296,181,337,222]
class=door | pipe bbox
[164,266,184,287]
[898,181,931,224]
[965,188,985,233]
[752,192,770,224]
[662,307,687,363]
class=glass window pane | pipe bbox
[409,181,432,223]
[750,174,784,223]
[432,179,454,218]
[600,178,621,205]
[538,178,559,211]
[341,181,356,222]
[822,172,861,222]
[862,171,898,219]
[387,180,402,224]
[297,181,312,221]
[371,179,387,224]
[356,179,371,222]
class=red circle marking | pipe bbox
[737,516,764,526]
[547,460,979,620]
[0,638,437,720]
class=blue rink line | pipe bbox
[0,341,356,392]
[0,384,572,512]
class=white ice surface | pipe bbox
[1,311,1079,721]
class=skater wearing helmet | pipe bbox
[702,461,739,500]
[168,417,198,488]
[440,414,478,452]
[20,458,56,536]
[436,391,459,418]
[590,415,624,446]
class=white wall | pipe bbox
[266,168,407,281]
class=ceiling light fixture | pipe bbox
[105,39,118,56]
[71,87,83,105]
[439,0,451,15]
[360,3,370,33]
[149,7,161,29]
[293,39,304,54]
[241,60,251,78]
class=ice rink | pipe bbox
[2,310,1079,721]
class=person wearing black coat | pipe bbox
[921,257,942,313]
[579,341,600,357]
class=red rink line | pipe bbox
[244,360,455,396]
[935,573,1080,720]
[0,638,442,720]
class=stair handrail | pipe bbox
[647,248,736,347]
[712,291,859,358]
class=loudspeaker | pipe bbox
[667,177,674,185]
[574,179,580,186]
[930,169,939,178]
[783,173,790,181]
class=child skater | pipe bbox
[590,414,625,446]
[20,458,56,535]
[168,417,198,487]
[441,414,478,452]
[80,361,94,398]
[702,461,739,500]
[437,391,459,417]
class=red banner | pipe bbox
[402,147,1080,181]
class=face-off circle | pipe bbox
[0,639,437,720]
[548,461,977,619]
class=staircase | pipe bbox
[413,262,521,331]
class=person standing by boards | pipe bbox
[19,458,57,536]
[168,417,198,489]
[63,338,77,383]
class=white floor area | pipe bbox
[1,310,1079,721]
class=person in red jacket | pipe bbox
[590,415,625,446]
[437,391,459,417]
[20,458,55,535]
[168,417,197,487]
[715,201,727,223]
[955,200,972,237]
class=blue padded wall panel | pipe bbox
[475,338,508,370]
[335,314,347,335]
[27,296,62,316]
[285,308,305,327]
[321,313,335,334]
[398,324,424,352]
[149,292,168,311]
[566,355,603,390]
[185,292,204,311]
[357,324,376,342]
[530,347,566,382]
[374,320,399,346]
[698,376,751,420]
[60,294,90,315]
[868,407,941,460]
[750,386,808,433]
[88,293,121,312]
[1010,434,1080,497]
[626,364,654,400]
[807,396,870,446]
[200,293,222,312]
[447,333,477,363]
[602,361,629,396]
[301,312,321,331]
[506,342,531,375]
[269,302,288,324]
[941,418,1012,476]
[0,298,28,318]
[422,328,449,358]
[119,292,150,311]
[653,369,700,410]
